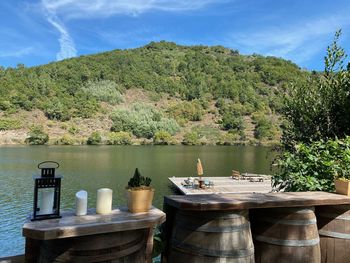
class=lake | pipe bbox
[0,145,275,257]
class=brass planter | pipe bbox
[335,179,350,196]
[126,188,155,213]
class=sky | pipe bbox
[0,0,350,70]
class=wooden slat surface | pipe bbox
[169,176,272,195]
[164,192,350,211]
[22,206,165,240]
[0,255,24,263]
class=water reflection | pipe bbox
[0,145,274,257]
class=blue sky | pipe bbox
[0,0,349,70]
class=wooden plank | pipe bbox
[34,229,149,263]
[169,176,272,195]
[164,192,350,211]
[24,238,40,263]
[0,255,24,263]
[23,206,165,240]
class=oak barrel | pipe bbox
[251,207,320,263]
[316,205,350,263]
[37,229,148,263]
[169,210,254,263]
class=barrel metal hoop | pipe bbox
[270,207,315,214]
[172,239,254,258]
[257,216,317,225]
[176,221,251,233]
[317,212,350,221]
[319,230,350,240]
[254,235,319,247]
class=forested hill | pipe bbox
[0,41,310,145]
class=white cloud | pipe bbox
[42,3,77,61]
[41,0,225,19]
[45,11,77,61]
[40,0,224,61]
[229,15,350,64]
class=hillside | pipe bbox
[0,41,311,145]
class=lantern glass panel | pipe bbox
[37,188,55,215]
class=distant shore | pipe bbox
[0,130,279,147]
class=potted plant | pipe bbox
[126,168,154,213]
[334,177,350,196]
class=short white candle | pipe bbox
[75,190,88,216]
[38,188,54,215]
[96,188,113,214]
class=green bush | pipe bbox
[216,132,240,145]
[87,131,102,145]
[153,131,174,145]
[25,126,49,145]
[107,131,132,145]
[167,100,204,122]
[221,114,245,131]
[0,118,21,130]
[0,100,12,111]
[282,30,350,147]
[110,104,179,139]
[59,134,75,145]
[182,131,201,145]
[73,95,100,118]
[81,80,124,104]
[252,113,277,140]
[68,125,79,135]
[43,99,70,121]
[273,137,350,192]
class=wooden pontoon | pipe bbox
[169,174,273,195]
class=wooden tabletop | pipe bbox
[23,206,166,240]
[169,177,272,195]
[164,191,350,211]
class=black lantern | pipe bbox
[32,161,62,221]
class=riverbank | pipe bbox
[0,128,280,147]
[0,88,281,147]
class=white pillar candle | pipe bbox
[38,188,54,215]
[75,190,88,216]
[96,188,113,214]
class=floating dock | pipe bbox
[169,175,273,195]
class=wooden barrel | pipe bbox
[251,207,320,263]
[37,229,148,263]
[169,210,254,263]
[316,205,350,263]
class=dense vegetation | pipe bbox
[273,30,350,192]
[273,138,350,192]
[0,41,310,145]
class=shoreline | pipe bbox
[0,141,279,147]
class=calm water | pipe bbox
[0,145,275,257]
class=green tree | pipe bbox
[221,114,245,131]
[87,131,102,145]
[253,113,277,140]
[25,126,49,145]
[275,30,350,192]
[107,131,132,145]
[282,30,350,147]
[110,104,179,139]
[43,99,70,121]
[81,80,124,104]
[182,131,201,145]
[59,134,75,145]
[273,137,350,192]
[153,131,174,145]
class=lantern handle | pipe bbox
[38,161,60,169]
